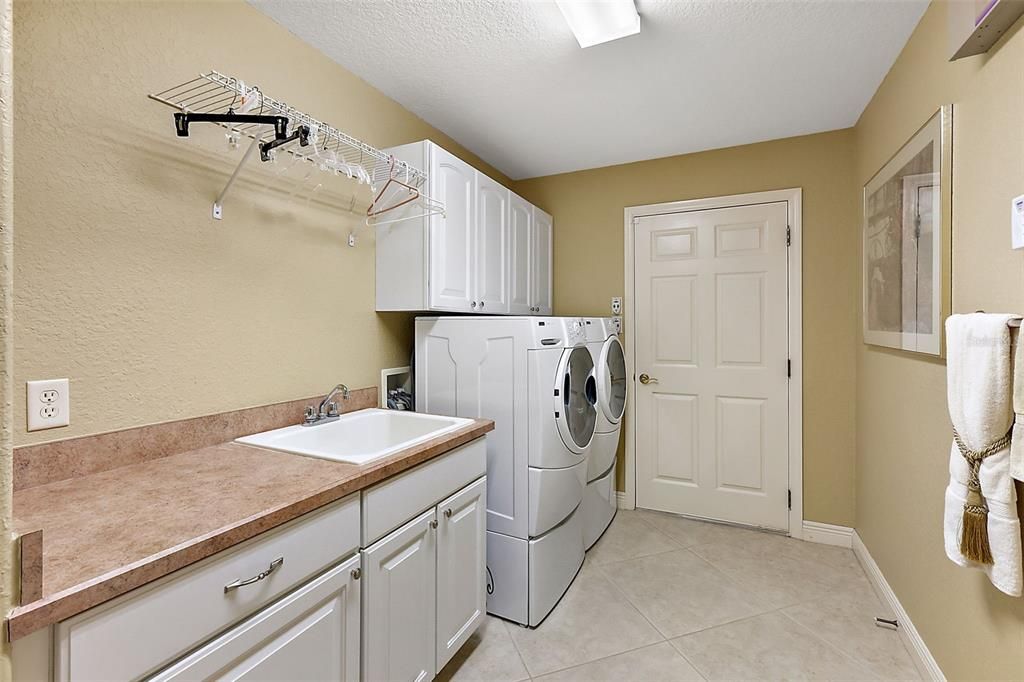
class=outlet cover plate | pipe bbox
[1013,194,1024,249]
[27,378,69,431]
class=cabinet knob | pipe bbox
[351,567,362,580]
[444,508,453,518]
[471,301,477,309]
[430,519,439,529]
[480,301,485,308]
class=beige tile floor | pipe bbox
[438,509,920,682]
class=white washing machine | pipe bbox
[581,317,626,549]
[415,316,597,627]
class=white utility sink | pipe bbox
[236,408,474,465]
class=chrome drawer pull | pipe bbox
[224,557,284,593]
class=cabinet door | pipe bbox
[429,147,476,312]
[475,173,510,314]
[436,477,488,671]
[363,508,437,682]
[532,207,553,315]
[150,556,361,682]
[508,194,533,315]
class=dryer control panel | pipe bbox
[565,318,587,346]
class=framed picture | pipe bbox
[863,106,952,356]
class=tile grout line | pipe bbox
[532,640,709,681]
[591,559,674,641]
[594,546,781,651]
[776,608,893,680]
[497,615,537,681]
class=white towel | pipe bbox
[944,312,1022,596]
[1012,331,1024,482]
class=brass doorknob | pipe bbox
[639,373,658,385]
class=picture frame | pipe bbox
[862,105,952,356]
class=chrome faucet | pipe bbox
[302,383,350,426]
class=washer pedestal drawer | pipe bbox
[582,464,617,550]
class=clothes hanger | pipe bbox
[366,156,422,218]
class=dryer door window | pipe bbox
[599,335,627,424]
[558,346,597,450]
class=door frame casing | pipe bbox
[622,188,804,539]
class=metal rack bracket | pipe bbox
[213,136,262,220]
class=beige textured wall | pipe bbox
[1,0,13,672]
[12,0,508,447]
[854,2,1024,679]
[515,130,859,526]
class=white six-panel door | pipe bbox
[634,202,790,530]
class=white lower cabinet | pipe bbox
[33,440,490,682]
[54,495,361,682]
[362,476,487,681]
[151,554,361,681]
[362,508,438,682]
[436,477,487,670]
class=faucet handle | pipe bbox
[303,405,318,424]
[326,401,339,418]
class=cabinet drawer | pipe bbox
[150,555,361,682]
[362,438,486,545]
[55,494,360,682]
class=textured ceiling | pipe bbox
[250,0,927,180]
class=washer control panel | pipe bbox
[565,318,587,346]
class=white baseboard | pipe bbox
[852,531,944,681]
[801,521,853,548]
[615,491,633,510]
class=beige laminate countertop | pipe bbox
[7,416,493,640]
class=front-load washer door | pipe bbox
[597,335,627,425]
[554,346,597,453]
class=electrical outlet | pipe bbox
[27,378,69,431]
[611,297,622,315]
[1013,194,1024,249]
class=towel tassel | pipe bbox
[953,428,1011,565]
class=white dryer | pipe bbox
[415,316,596,627]
[581,317,626,549]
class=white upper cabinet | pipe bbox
[429,147,477,312]
[509,193,533,315]
[532,207,553,315]
[376,140,552,315]
[475,174,510,314]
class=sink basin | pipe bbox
[236,408,474,465]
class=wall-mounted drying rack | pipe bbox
[148,70,440,224]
